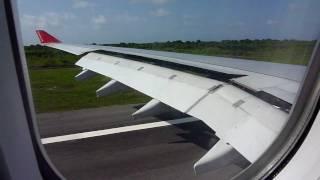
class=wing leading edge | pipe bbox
[36,30,296,174]
[35,30,305,105]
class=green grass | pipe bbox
[25,45,79,69]
[29,68,150,113]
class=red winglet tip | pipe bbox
[36,30,61,44]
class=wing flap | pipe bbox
[232,74,300,103]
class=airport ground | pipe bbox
[38,104,249,180]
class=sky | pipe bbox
[17,0,320,45]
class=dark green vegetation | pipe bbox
[25,45,78,69]
[26,39,315,112]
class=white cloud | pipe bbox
[288,2,309,12]
[266,19,278,25]
[151,8,170,17]
[21,15,46,28]
[288,3,299,11]
[129,0,173,5]
[72,0,94,8]
[21,12,76,29]
[150,0,172,4]
[116,13,143,23]
[92,13,144,28]
[92,15,107,25]
[229,21,245,28]
[92,15,107,29]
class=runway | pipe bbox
[38,104,248,180]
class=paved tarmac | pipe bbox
[38,104,249,180]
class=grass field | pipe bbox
[29,68,150,113]
[26,40,315,113]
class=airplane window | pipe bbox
[16,0,320,179]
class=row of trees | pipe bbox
[103,39,314,51]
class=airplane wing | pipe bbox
[35,30,306,174]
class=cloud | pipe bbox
[92,13,144,27]
[288,2,310,12]
[21,12,76,28]
[116,13,143,23]
[72,0,94,8]
[288,2,299,11]
[92,15,107,25]
[266,19,278,25]
[129,0,173,5]
[92,15,107,29]
[21,15,46,28]
[151,8,170,17]
[229,21,245,28]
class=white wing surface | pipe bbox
[36,30,304,174]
